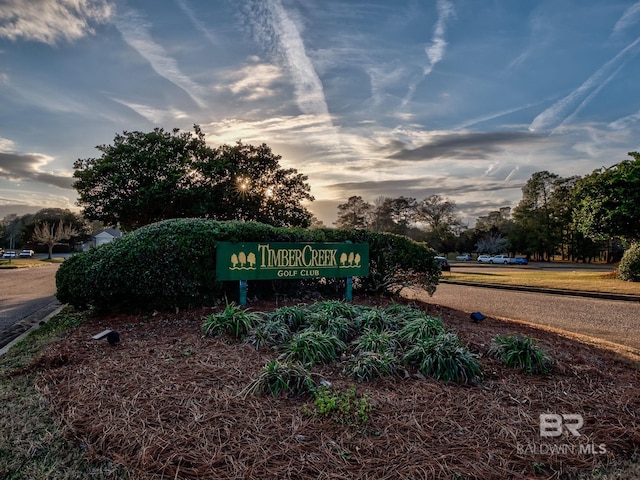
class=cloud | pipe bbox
[0,151,73,189]
[243,0,330,117]
[113,8,208,109]
[388,131,543,161]
[403,0,454,106]
[174,0,220,46]
[0,0,112,44]
[218,61,284,101]
[530,35,640,133]
[612,2,640,35]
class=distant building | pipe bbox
[83,228,122,250]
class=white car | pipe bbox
[19,249,35,258]
[477,255,492,263]
[489,255,511,264]
[3,251,17,259]
[455,253,472,261]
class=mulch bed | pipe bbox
[30,296,640,479]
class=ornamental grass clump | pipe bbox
[266,305,308,331]
[311,313,360,342]
[202,302,263,339]
[488,335,554,375]
[403,332,482,384]
[307,300,360,320]
[397,315,445,345]
[242,359,314,397]
[344,351,399,382]
[352,329,399,355]
[245,320,291,349]
[279,330,346,366]
[357,308,401,332]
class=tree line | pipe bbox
[334,152,640,263]
[2,120,637,265]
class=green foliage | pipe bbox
[487,335,554,375]
[573,152,640,242]
[266,305,308,331]
[202,302,263,339]
[352,329,399,355]
[397,315,445,345]
[73,127,314,231]
[307,300,360,319]
[357,308,400,332]
[304,386,372,427]
[403,333,482,384]
[56,219,441,312]
[242,359,314,397]
[618,242,640,282]
[279,330,346,366]
[344,351,399,382]
[311,314,360,342]
[245,320,291,349]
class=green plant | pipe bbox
[305,386,372,427]
[279,330,346,366]
[202,302,264,339]
[344,351,399,382]
[245,320,291,349]
[357,307,400,332]
[403,333,482,384]
[307,300,360,319]
[266,305,308,331]
[487,335,554,375]
[352,329,398,354]
[242,359,314,397]
[311,313,360,341]
[618,242,640,282]
[397,315,445,345]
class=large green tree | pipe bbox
[572,152,640,243]
[73,126,314,231]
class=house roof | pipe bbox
[93,228,122,239]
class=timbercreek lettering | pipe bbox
[258,244,338,268]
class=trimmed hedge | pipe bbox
[618,242,640,282]
[56,218,440,312]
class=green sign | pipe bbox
[216,242,369,281]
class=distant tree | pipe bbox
[572,152,640,244]
[476,233,510,255]
[334,196,373,229]
[32,220,80,259]
[2,214,25,251]
[372,196,416,235]
[21,208,89,249]
[73,126,314,231]
[416,195,462,232]
[512,171,562,261]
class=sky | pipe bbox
[1,0,640,228]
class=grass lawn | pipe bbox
[442,268,640,295]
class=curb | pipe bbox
[439,279,640,302]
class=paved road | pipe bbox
[409,282,640,352]
[0,264,61,350]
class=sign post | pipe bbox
[216,242,369,305]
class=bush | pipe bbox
[618,242,640,282]
[56,219,440,312]
[242,359,314,397]
[487,335,554,375]
[202,302,264,339]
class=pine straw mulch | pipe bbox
[26,296,640,480]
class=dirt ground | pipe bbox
[31,295,640,480]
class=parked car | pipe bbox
[435,256,451,272]
[477,255,492,263]
[19,249,35,258]
[489,254,511,264]
[3,250,17,259]
[455,253,472,261]
[513,257,528,265]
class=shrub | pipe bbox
[487,335,554,375]
[303,386,372,427]
[357,308,401,332]
[343,351,399,382]
[245,320,291,349]
[56,219,441,312]
[202,302,263,339]
[397,315,445,345]
[279,330,346,366]
[403,333,482,384]
[266,305,308,331]
[352,329,399,355]
[618,242,640,282]
[242,359,314,397]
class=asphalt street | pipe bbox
[409,282,640,352]
[0,264,61,351]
